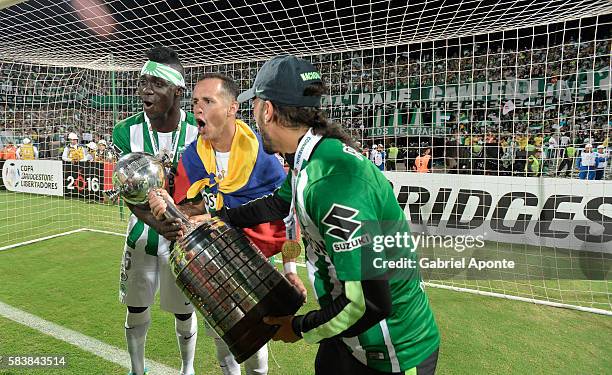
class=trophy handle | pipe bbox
[163,196,193,228]
[103,189,120,201]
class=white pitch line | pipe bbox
[0,228,87,252]
[0,301,177,374]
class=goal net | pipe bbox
[0,0,610,314]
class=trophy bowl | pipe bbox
[171,217,305,363]
[109,152,166,205]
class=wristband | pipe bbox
[283,261,297,275]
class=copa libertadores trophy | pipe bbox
[107,152,305,363]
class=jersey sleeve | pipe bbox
[112,124,131,155]
[304,173,387,281]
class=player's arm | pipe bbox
[216,172,292,227]
[111,125,183,240]
[293,278,391,343]
[127,198,184,241]
[291,174,392,343]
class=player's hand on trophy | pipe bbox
[189,213,212,225]
[263,315,301,343]
[157,217,184,241]
[285,272,307,302]
[148,188,171,220]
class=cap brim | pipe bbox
[237,88,255,103]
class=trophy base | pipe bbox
[171,218,306,363]
[223,276,305,363]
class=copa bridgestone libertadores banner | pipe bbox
[1,159,64,196]
[0,160,109,201]
[384,172,612,253]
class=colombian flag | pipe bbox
[173,120,287,258]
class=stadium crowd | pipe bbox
[0,33,609,178]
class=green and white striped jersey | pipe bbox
[112,110,199,256]
[280,132,440,372]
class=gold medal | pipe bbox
[281,239,302,259]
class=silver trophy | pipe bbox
[107,152,305,363]
[105,152,189,222]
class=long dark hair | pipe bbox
[271,83,358,149]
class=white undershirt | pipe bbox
[215,151,230,178]
[157,132,174,155]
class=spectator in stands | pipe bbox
[39,132,52,159]
[547,133,559,156]
[85,142,97,161]
[407,139,419,169]
[95,139,113,162]
[525,149,542,177]
[62,132,87,162]
[398,146,408,170]
[444,138,459,173]
[369,143,378,163]
[576,144,597,180]
[414,148,431,173]
[17,137,38,159]
[1,140,17,160]
[557,142,576,177]
[361,144,369,158]
[386,142,398,170]
[1,35,610,180]
[595,145,608,180]
[373,144,385,171]
[484,134,501,175]
[514,143,528,176]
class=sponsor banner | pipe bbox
[63,162,105,200]
[1,159,64,196]
[384,172,612,253]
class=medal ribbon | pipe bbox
[283,128,323,241]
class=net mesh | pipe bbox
[0,1,610,313]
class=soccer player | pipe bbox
[112,46,199,375]
[148,73,306,375]
[198,55,440,374]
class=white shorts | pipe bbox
[119,244,195,315]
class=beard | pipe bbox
[260,129,277,154]
[255,112,277,155]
